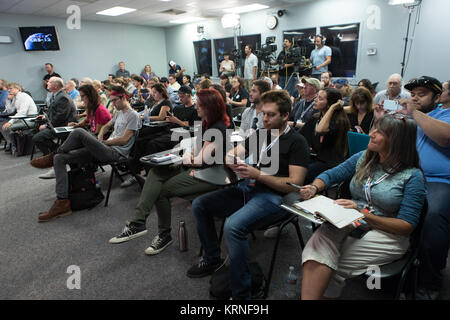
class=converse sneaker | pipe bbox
[120,176,137,188]
[109,222,148,244]
[186,258,225,278]
[144,233,173,255]
[39,168,56,179]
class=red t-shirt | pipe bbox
[87,104,111,132]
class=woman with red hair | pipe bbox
[109,89,231,256]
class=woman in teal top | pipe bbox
[298,114,426,299]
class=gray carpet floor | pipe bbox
[1,149,449,300]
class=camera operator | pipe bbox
[273,38,296,96]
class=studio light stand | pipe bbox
[398,0,422,77]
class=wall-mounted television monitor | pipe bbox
[19,26,60,51]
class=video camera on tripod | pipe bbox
[255,37,277,63]
[283,45,312,72]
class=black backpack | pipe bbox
[68,165,104,211]
[209,262,266,300]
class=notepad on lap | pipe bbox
[293,195,363,229]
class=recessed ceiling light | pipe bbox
[388,0,415,5]
[224,4,269,14]
[328,24,358,30]
[169,17,205,24]
[96,6,136,16]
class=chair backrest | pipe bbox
[409,199,428,252]
[347,131,370,157]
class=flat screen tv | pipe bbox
[19,26,60,51]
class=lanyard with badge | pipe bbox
[248,125,290,186]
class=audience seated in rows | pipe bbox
[373,73,411,105]
[345,87,375,134]
[239,80,271,137]
[32,85,140,222]
[227,76,249,109]
[140,65,156,82]
[289,77,321,130]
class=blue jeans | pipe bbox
[278,75,297,97]
[192,180,289,300]
[419,182,450,290]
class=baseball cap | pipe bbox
[301,77,321,91]
[404,76,442,95]
[178,85,192,95]
[296,82,305,88]
[332,78,348,88]
[169,61,176,67]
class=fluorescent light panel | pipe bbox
[388,0,415,5]
[328,24,358,30]
[169,17,205,24]
[224,4,269,14]
[96,6,136,16]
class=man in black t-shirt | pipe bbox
[122,85,200,187]
[42,63,61,91]
[186,90,310,300]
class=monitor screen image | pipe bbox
[19,26,60,51]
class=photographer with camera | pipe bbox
[273,38,296,96]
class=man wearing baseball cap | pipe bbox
[289,77,321,129]
[400,76,450,300]
[168,60,185,85]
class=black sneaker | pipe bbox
[186,258,225,278]
[144,233,173,255]
[109,222,147,244]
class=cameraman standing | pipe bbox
[274,38,296,96]
[243,44,258,92]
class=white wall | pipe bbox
[0,13,167,100]
[164,0,450,89]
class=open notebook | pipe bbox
[292,195,363,229]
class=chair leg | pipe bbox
[293,219,305,249]
[104,167,115,207]
[264,226,284,298]
[30,144,35,160]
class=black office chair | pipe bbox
[363,200,428,300]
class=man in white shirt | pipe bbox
[1,82,37,153]
[373,73,411,105]
[243,44,258,91]
[168,75,181,91]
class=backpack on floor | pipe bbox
[209,262,266,300]
[68,165,104,211]
[13,131,34,156]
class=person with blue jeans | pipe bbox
[186,90,310,299]
[398,77,450,300]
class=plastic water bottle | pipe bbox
[285,266,298,299]
[178,220,188,252]
[143,105,150,125]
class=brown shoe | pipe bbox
[38,199,72,222]
[31,152,55,169]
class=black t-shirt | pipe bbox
[277,50,294,76]
[150,99,172,117]
[225,83,232,94]
[173,103,200,127]
[201,120,230,162]
[231,88,249,103]
[347,111,374,134]
[300,115,346,167]
[43,72,61,81]
[244,128,310,180]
